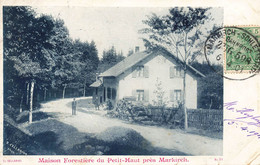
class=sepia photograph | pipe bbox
[3,6,224,156]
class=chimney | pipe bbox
[135,46,139,53]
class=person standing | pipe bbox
[72,98,77,115]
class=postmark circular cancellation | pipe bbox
[204,26,260,80]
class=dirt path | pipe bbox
[39,97,223,156]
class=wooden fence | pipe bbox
[187,109,223,131]
[113,101,223,131]
[143,107,223,131]
[148,107,179,122]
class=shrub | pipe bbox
[152,78,168,107]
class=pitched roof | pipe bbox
[99,51,153,77]
[89,79,102,87]
[187,65,205,77]
[99,49,205,78]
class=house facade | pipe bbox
[90,49,204,109]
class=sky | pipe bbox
[34,7,223,58]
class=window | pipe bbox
[132,66,149,78]
[106,88,116,100]
[95,88,98,95]
[175,66,181,77]
[136,90,144,101]
[174,90,182,102]
[136,66,144,77]
[170,66,183,78]
[133,89,149,102]
[170,90,182,102]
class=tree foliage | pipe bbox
[3,6,99,121]
[72,40,99,86]
[192,62,223,109]
[140,7,212,63]
[98,46,125,73]
[152,78,168,107]
[4,7,55,106]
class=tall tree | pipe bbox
[98,46,125,73]
[4,7,55,123]
[48,18,79,99]
[140,7,213,129]
[72,40,99,97]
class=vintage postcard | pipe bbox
[0,0,259,165]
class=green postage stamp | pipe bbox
[224,26,260,73]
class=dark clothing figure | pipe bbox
[72,98,77,115]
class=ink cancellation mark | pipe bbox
[225,27,260,73]
[204,26,260,80]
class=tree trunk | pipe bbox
[29,81,35,124]
[26,82,30,106]
[83,84,86,97]
[183,32,188,130]
[83,78,87,97]
[19,94,24,113]
[44,88,47,101]
[183,68,188,130]
[63,84,67,99]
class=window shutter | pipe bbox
[170,66,174,78]
[144,66,149,78]
[180,90,183,102]
[144,90,149,102]
[132,67,137,78]
[175,66,178,76]
[170,90,174,102]
[132,90,137,101]
[181,68,185,77]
